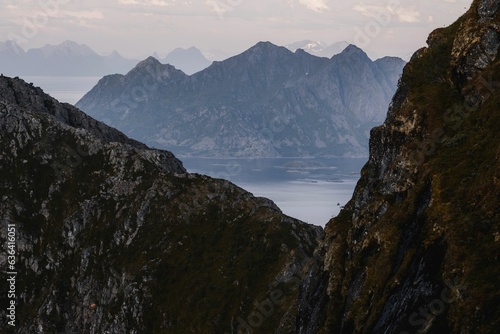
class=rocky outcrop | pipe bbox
[298,1,500,333]
[0,76,322,333]
[76,42,405,158]
[0,75,185,174]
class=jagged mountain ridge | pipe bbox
[160,46,213,75]
[285,40,350,58]
[0,75,322,333]
[0,40,138,76]
[298,0,500,333]
[0,40,212,77]
[76,42,406,157]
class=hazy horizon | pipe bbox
[1,0,472,61]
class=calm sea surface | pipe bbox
[182,157,366,226]
[23,76,367,226]
[21,76,101,105]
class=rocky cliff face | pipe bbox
[299,1,500,333]
[0,76,322,333]
[76,42,405,158]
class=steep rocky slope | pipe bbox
[76,42,405,158]
[0,76,322,333]
[299,1,500,333]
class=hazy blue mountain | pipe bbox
[285,40,350,58]
[77,42,406,157]
[202,47,234,61]
[0,40,138,76]
[0,40,213,77]
[161,46,212,75]
[0,40,25,64]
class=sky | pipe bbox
[1,0,473,60]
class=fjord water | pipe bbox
[183,157,366,226]
[22,76,101,105]
[25,76,366,226]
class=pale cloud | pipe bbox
[298,0,329,13]
[205,0,242,17]
[352,4,421,23]
[397,8,421,23]
[61,10,104,20]
[0,0,474,60]
[351,4,380,18]
[119,0,170,6]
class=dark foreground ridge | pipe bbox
[0,75,322,333]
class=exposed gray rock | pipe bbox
[478,0,499,17]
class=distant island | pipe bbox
[77,42,405,158]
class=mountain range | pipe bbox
[155,46,213,75]
[0,40,136,76]
[0,40,213,76]
[76,42,406,157]
[0,39,354,77]
[285,40,350,58]
[0,0,498,332]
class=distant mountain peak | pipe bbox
[60,40,81,48]
[36,40,97,58]
[168,46,202,54]
[286,40,350,58]
[185,46,200,52]
[106,50,123,59]
[338,44,369,59]
[241,41,291,58]
[127,56,188,80]
[162,46,212,75]
[254,40,276,48]
[250,41,289,53]
[0,40,24,54]
[139,56,161,66]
